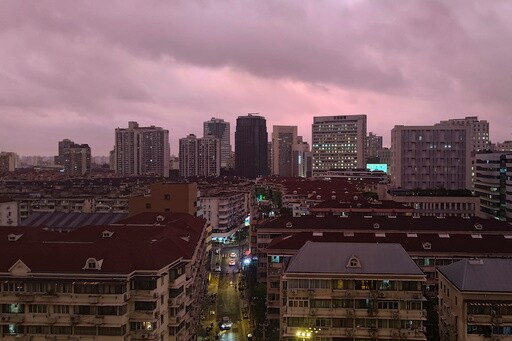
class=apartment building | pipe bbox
[385,192,480,217]
[203,117,231,169]
[280,242,427,340]
[272,126,298,177]
[0,152,19,173]
[201,191,249,240]
[438,116,490,152]
[438,258,512,341]
[0,212,209,341]
[129,183,200,217]
[0,197,18,226]
[178,134,221,178]
[312,115,367,177]
[114,121,170,177]
[391,125,472,190]
[474,152,512,221]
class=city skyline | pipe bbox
[1,1,512,156]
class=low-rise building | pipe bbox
[0,212,209,341]
[438,258,512,341]
[0,197,18,226]
[281,242,427,340]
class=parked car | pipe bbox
[219,316,232,330]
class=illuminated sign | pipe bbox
[244,214,251,226]
[367,163,388,173]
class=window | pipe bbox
[145,203,151,209]
[74,326,97,335]
[2,282,25,292]
[1,304,24,313]
[134,301,157,311]
[53,305,70,314]
[28,304,47,314]
[164,194,171,200]
[347,256,361,268]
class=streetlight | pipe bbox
[296,327,320,340]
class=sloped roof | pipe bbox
[285,242,423,276]
[21,212,129,229]
[438,258,512,292]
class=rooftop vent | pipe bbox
[331,195,336,200]
[344,232,355,237]
[407,233,418,238]
[471,234,482,239]
[353,196,358,201]
[316,195,321,200]
[293,190,297,194]
[313,232,323,237]
[438,233,450,238]
[285,222,293,228]
[375,233,386,238]
[373,223,380,229]
[7,234,22,242]
[474,223,483,230]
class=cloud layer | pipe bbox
[1,0,511,155]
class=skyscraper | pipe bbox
[235,114,269,179]
[391,125,471,190]
[366,132,383,160]
[179,134,220,177]
[272,125,297,177]
[311,115,367,177]
[292,136,311,178]
[55,139,91,176]
[203,117,231,169]
[114,121,170,177]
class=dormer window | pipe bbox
[422,242,432,250]
[8,234,22,242]
[156,215,165,222]
[83,258,103,270]
[347,256,361,268]
[102,230,114,238]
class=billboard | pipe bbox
[367,163,388,173]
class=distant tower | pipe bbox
[203,117,231,169]
[114,121,170,177]
[235,114,269,179]
[55,139,91,176]
[272,126,298,177]
[312,115,367,177]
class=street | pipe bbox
[201,244,251,341]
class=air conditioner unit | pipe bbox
[392,310,399,319]
[391,329,399,337]
[347,309,355,317]
[290,290,297,295]
[468,315,474,322]
[378,292,385,298]
[345,329,354,337]
[370,291,378,299]
[345,291,353,298]
[1,316,9,322]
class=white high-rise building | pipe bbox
[203,117,230,169]
[114,121,170,177]
[179,134,220,178]
[391,125,472,190]
[311,115,367,177]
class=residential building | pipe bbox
[63,143,91,176]
[54,139,74,166]
[179,134,221,178]
[474,152,512,221]
[366,132,383,160]
[438,258,512,341]
[129,182,200,217]
[203,117,231,169]
[0,212,210,341]
[114,121,170,177]
[0,152,19,173]
[437,116,490,152]
[496,141,512,152]
[312,115,367,177]
[280,242,427,340]
[201,191,249,241]
[0,197,17,226]
[391,125,472,190]
[292,137,311,178]
[272,126,298,177]
[235,114,269,179]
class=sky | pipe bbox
[1,1,512,156]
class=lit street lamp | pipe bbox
[296,327,320,340]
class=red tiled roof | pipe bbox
[0,213,206,275]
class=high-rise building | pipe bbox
[365,131,383,160]
[0,152,19,172]
[114,122,170,177]
[292,136,311,178]
[235,114,269,179]
[54,139,91,176]
[203,117,230,169]
[391,125,471,190]
[437,116,490,152]
[272,125,297,177]
[474,152,512,221]
[179,134,220,178]
[311,115,367,177]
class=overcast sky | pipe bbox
[1,1,512,156]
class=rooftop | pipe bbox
[438,258,512,293]
[286,242,423,276]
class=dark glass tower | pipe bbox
[235,114,269,179]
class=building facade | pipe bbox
[312,115,367,177]
[474,152,512,221]
[201,191,248,240]
[0,212,210,341]
[391,125,472,190]
[114,122,170,177]
[438,258,512,341]
[203,117,231,169]
[235,114,269,179]
[0,198,18,226]
[179,134,221,178]
[272,126,298,177]
[437,116,490,152]
[0,152,19,173]
[292,137,311,178]
[366,132,383,160]
[280,242,427,340]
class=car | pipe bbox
[229,252,237,258]
[219,316,232,330]
[228,259,236,266]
